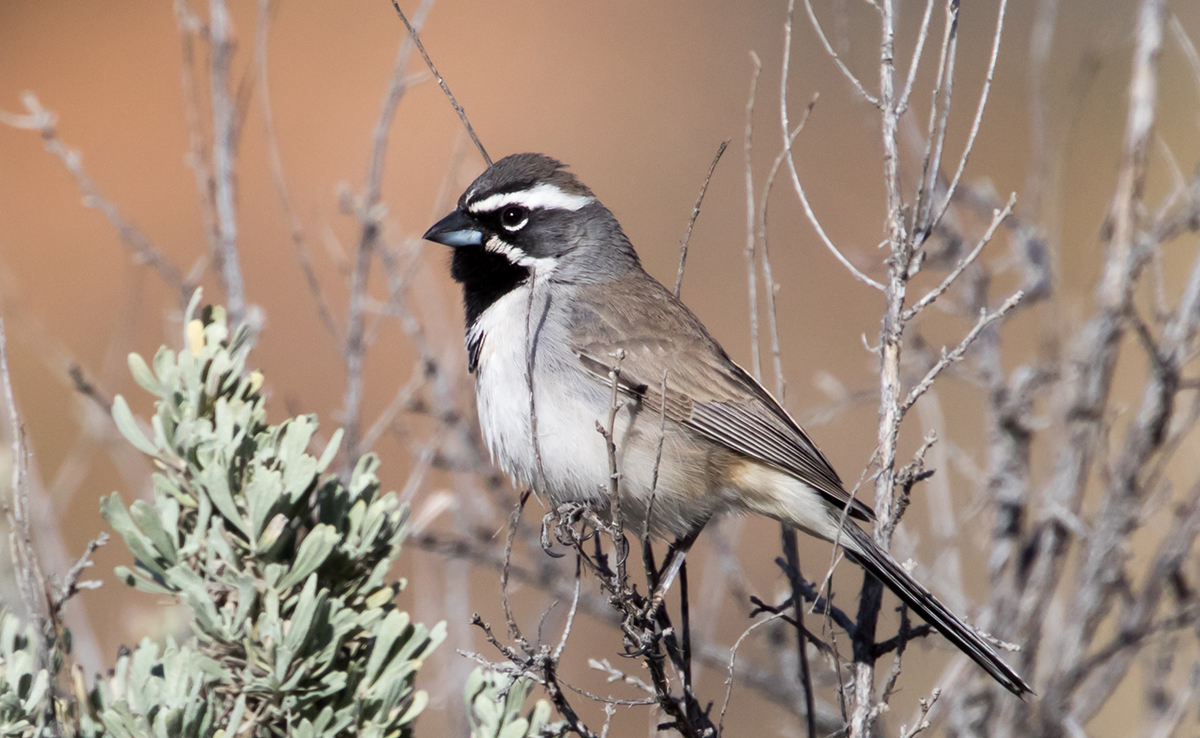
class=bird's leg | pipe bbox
[645,532,698,620]
[621,534,696,659]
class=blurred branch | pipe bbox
[341,0,435,474]
[744,51,764,382]
[67,363,113,417]
[255,0,342,347]
[1,323,108,727]
[172,0,221,274]
[1,323,51,670]
[0,94,188,304]
[208,0,247,326]
[1034,3,1165,723]
[1067,483,1200,720]
[759,95,815,402]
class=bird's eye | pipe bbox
[500,206,529,231]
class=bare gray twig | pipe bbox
[255,0,342,347]
[803,0,880,107]
[208,0,247,326]
[782,1,885,292]
[0,95,187,303]
[901,290,1024,414]
[903,194,1016,321]
[388,0,491,166]
[675,140,729,297]
[927,0,1010,233]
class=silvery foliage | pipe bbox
[464,668,564,738]
[0,616,60,738]
[1,295,446,737]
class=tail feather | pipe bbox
[841,524,1033,697]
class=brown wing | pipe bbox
[570,273,874,522]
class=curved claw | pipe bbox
[539,513,566,558]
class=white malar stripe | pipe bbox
[485,236,558,272]
[468,183,594,214]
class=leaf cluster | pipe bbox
[1,296,444,737]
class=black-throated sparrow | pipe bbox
[424,153,1031,697]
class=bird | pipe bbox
[423,152,1031,697]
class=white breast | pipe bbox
[469,285,535,484]
[468,281,616,505]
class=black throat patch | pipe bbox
[450,246,530,373]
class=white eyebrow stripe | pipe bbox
[468,183,594,214]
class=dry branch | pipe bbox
[0,96,187,302]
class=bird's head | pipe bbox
[424,153,638,281]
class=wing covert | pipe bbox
[576,341,874,523]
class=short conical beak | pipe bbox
[423,209,483,247]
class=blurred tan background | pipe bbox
[2,0,1199,735]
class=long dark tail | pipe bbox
[840,524,1033,697]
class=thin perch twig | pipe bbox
[903,193,1016,321]
[901,290,1024,414]
[389,0,491,166]
[803,0,881,107]
[927,0,1010,231]
[782,1,885,292]
[675,140,729,297]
